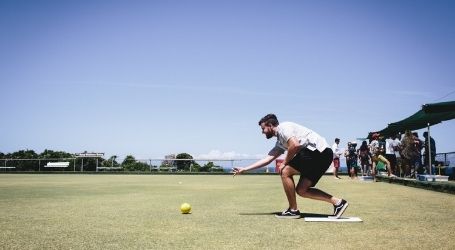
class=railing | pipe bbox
[2,153,454,178]
[435,152,454,167]
[435,152,455,176]
[0,158,77,172]
[0,158,273,173]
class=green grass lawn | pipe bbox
[1,174,454,249]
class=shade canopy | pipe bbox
[368,101,455,138]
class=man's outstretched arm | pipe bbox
[233,147,282,176]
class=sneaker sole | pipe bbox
[275,214,300,219]
[331,202,349,219]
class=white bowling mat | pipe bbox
[304,217,363,222]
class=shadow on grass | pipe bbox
[238,212,331,218]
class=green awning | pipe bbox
[369,101,455,138]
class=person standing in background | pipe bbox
[423,132,436,174]
[393,134,402,176]
[385,135,398,176]
[358,141,371,176]
[401,130,419,178]
[345,142,352,178]
[413,132,424,174]
[332,138,342,179]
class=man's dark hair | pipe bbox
[335,138,340,142]
[258,114,279,126]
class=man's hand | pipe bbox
[232,167,244,177]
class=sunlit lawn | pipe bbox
[0,174,454,249]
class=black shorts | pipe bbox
[288,148,333,187]
[385,154,397,166]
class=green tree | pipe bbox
[175,153,194,171]
[7,150,39,171]
[200,161,213,172]
[38,149,75,171]
[191,162,201,172]
[39,149,72,159]
[122,155,136,165]
[10,149,38,159]
[102,155,120,169]
[122,155,148,171]
[73,158,100,171]
[200,161,223,172]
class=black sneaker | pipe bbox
[275,208,301,219]
[332,199,349,219]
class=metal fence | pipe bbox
[435,152,455,177]
[0,158,276,173]
[2,153,454,178]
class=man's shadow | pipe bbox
[239,212,330,218]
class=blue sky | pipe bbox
[1,0,454,159]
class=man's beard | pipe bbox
[265,132,273,139]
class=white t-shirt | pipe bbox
[386,138,402,156]
[385,138,394,155]
[393,138,401,157]
[273,122,329,154]
[332,143,341,159]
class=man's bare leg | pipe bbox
[280,166,299,210]
[295,177,340,205]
